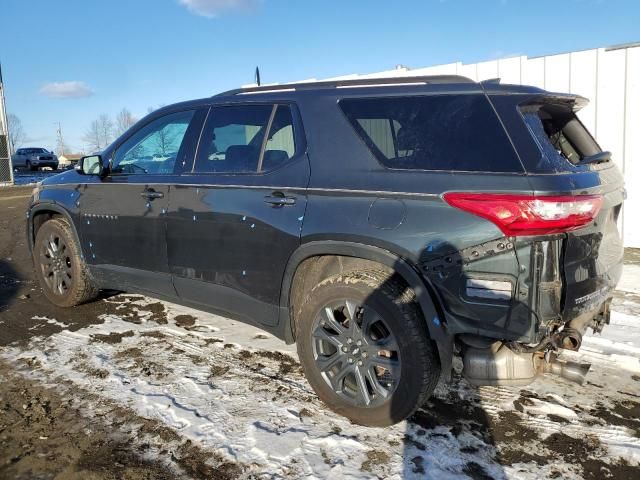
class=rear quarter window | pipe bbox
[339,94,523,173]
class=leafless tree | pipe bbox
[115,108,137,136]
[146,104,166,115]
[83,119,102,152]
[154,127,176,156]
[7,113,26,151]
[83,114,113,152]
[97,114,114,147]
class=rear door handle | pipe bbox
[141,189,164,200]
[264,192,296,206]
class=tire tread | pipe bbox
[297,269,440,425]
[34,217,99,307]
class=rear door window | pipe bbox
[339,94,523,173]
[261,105,296,172]
[193,104,296,174]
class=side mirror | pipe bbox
[77,155,104,176]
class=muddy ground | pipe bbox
[0,187,241,479]
[1,185,639,479]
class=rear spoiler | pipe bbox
[521,93,590,112]
[580,151,611,165]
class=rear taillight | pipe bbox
[443,193,602,236]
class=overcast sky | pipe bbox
[2,0,639,152]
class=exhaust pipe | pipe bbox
[461,341,591,386]
[542,355,591,385]
[555,328,582,351]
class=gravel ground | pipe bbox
[1,185,639,479]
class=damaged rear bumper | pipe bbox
[420,234,621,387]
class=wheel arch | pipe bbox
[279,241,453,377]
[28,203,84,259]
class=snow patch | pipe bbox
[3,265,640,477]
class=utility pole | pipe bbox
[0,61,15,185]
[56,122,65,156]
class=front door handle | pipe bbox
[264,192,296,207]
[141,189,164,200]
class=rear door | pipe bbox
[79,108,202,297]
[166,102,309,326]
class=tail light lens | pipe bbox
[443,193,602,236]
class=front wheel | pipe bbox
[296,270,440,426]
[33,218,99,307]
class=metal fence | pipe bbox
[0,135,12,186]
[0,62,14,186]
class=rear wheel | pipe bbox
[296,270,440,426]
[33,218,99,307]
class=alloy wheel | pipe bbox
[39,233,73,295]
[311,299,401,407]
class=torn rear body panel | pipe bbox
[440,90,626,386]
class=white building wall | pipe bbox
[349,45,640,247]
[462,46,639,247]
[624,48,640,249]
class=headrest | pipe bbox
[396,127,418,151]
[225,145,258,172]
[261,150,289,171]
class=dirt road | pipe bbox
[1,185,639,479]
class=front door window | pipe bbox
[112,110,195,175]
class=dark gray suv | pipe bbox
[12,147,59,170]
[27,76,624,426]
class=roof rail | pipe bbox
[215,74,475,97]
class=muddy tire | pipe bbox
[296,270,440,427]
[33,217,99,307]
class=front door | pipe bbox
[79,108,200,297]
[167,103,309,326]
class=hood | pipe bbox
[40,168,79,185]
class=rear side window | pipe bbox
[194,104,296,174]
[339,94,522,172]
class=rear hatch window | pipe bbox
[339,94,523,173]
[521,103,605,168]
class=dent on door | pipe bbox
[167,183,307,326]
[78,181,174,295]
